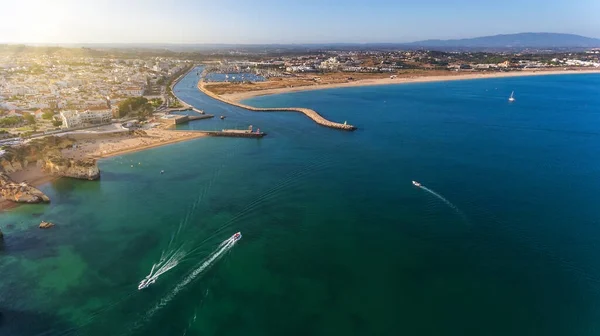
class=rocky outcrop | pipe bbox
[40,150,100,180]
[39,221,54,229]
[0,229,3,239]
[0,159,24,174]
[0,173,50,204]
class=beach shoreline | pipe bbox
[220,69,600,102]
[0,129,207,211]
[60,128,209,161]
[6,129,206,189]
[87,131,208,159]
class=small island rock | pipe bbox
[39,221,55,229]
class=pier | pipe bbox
[161,114,214,126]
[171,128,266,138]
[197,81,356,131]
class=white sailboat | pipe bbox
[508,91,515,102]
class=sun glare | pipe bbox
[10,0,71,43]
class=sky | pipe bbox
[1,0,599,44]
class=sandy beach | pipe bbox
[9,128,206,187]
[61,129,207,160]
[0,129,207,211]
[9,165,57,186]
[221,69,600,102]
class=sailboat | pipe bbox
[508,91,515,102]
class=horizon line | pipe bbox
[1,32,599,47]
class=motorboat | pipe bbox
[138,276,156,290]
[233,232,242,242]
[412,181,421,187]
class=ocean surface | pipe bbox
[1,68,600,335]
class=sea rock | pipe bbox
[0,229,3,239]
[41,150,100,180]
[39,221,55,229]
[0,173,50,204]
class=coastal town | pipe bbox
[1,46,599,138]
[0,45,599,210]
[1,0,600,330]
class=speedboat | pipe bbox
[412,181,421,187]
[138,276,156,290]
[233,232,242,242]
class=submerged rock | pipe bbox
[0,229,3,239]
[0,173,50,204]
[39,221,54,229]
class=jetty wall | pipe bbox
[197,82,356,131]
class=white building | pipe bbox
[319,57,341,70]
[60,109,112,128]
[120,86,144,97]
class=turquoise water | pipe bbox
[1,68,600,335]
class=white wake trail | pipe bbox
[419,186,458,211]
[142,237,237,322]
[417,184,469,223]
[139,247,187,289]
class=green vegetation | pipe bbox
[23,113,35,124]
[116,97,149,118]
[52,120,63,127]
[170,99,183,108]
[136,104,154,121]
[42,111,55,120]
[149,98,163,108]
[0,116,23,127]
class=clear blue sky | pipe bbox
[2,0,599,44]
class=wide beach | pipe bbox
[219,68,600,102]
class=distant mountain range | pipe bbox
[407,33,600,49]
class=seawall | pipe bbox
[197,81,356,131]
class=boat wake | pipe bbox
[413,181,468,223]
[138,247,186,290]
[130,233,241,333]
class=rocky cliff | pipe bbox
[40,150,100,180]
[0,173,50,204]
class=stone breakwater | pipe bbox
[198,82,356,131]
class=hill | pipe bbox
[408,33,600,49]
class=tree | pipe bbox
[42,111,54,120]
[52,120,62,127]
[150,98,163,108]
[0,116,23,127]
[117,97,149,118]
[23,113,35,124]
